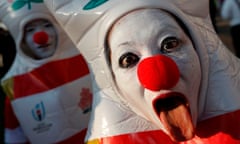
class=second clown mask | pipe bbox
[0,0,92,143]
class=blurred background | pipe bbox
[210,0,235,54]
[0,22,16,143]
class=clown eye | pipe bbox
[25,26,35,33]
[119,52,139,68]
[43,22,53,28]
[161,37,181,53]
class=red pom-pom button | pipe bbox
[33,31,49,45]
[137,55,180,91]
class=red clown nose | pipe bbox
[33,31,49,45]
[137,55,180,91]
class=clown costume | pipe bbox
[0,0,92,143]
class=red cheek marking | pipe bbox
[137,55,180,91]
[33,31,49,45]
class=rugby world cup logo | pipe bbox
[32,101,46,121]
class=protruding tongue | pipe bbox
[157,97,195,142]
[138,55,195,141]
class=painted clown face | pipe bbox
[21,18,57,60]
[107,9,201,142]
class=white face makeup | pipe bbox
[107,9,201,142]
[21,18,57,59]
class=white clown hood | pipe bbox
[45,0,240,141]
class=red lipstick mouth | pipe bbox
[153,92,195,142]
[153,92,187,112]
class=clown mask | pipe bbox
[21,18,57,60]
[107,9,201,141]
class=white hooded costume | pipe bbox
[0,0,92,143]
[45,0,240,143]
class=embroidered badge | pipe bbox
[79,87,93,114]
[32,101,46,121]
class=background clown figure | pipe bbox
[44,0,240,144]
[0,0,92,144]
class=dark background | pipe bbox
[0,26,16,143]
